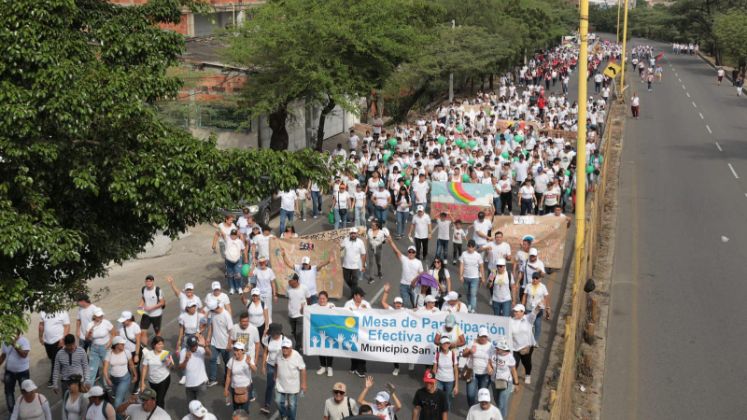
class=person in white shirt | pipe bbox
[85,308,115,386]
[433,211,453,263]
[366,220,389,283]
[241,289,269,340]
[386,236,424,308]
[518,248,546,300]
[459,240,485,313]
[412,173,430,209]
[223,229,248,295]
[408,205,432,261]
[38,310,70,386]
[462,328,495,406]
[165,277,202,314]
[252,226,275,260]
[138,274,166,347]
[353,184,367,227]
[223,342,256,412]
[340,229,367,298]
[310,291,337,376]
[332,183,352,229]
[489,340,519,419]
[260,323,284,415]
[116,388,171,420]
[139,336,173,408]
[179,335,209,402]
[211,213,237,260]
[280,250,333,305]
[509,304,541,385]
[323,382,359,420]
[181,400,217,420]
[75,294,98,351]
[522,272,551,342]
[472,212,492,248]
[1,333,31,414]
[479,231,512,269]
[278,190,298,235]
[274,338,307,420]
[465,388,503,420]
[451,220,467,265]
[518,180,536,215]
[344,288,371,377]
[371,182,391,227]
[432,336,459,410]
[285,273,311,351]
[251,256,277,323]
[206,281,232,316]
[205,299,233,387]
[228,313,260,370]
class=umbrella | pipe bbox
[417,273,439,289]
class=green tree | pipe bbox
[226,0,439,151]
[714,10,747,73]
[0,0,335,339]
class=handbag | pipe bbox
[518,346,531,356]
[233,386,249,404]
[494,379,508,390]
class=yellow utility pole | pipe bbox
[574,0,588,306]
[616,0,622,43]
[619,0,630,100]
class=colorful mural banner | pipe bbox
[269,238,344,299]
[303,306,510,364]
[491,215,569,268]
[430,181,494,223]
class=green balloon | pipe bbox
[586,165,594,174]
[501,151,509,159]
[512,157,519,162]
[405,179,411,187]
[514,134,524,143]
[383,151,392,162]
[241,263,251,277]
[565,169,571,176]
[462,173,470,182]
[437,136,446,145]
[456,125,464,133]
[468,140,477,149]
[468,158,475,165]
[388,138,398,148]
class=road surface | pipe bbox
[602,38,747,420]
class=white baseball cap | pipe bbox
[407,245,417,252]
[349,228,359,234]
[117,311,133,323]
[393,297,404,304]
[446,291,459,301]
[496,339,511,351]
[424,295,437,303]
[112,336,126,346]
[478,388,491,402]
[21,379,37,393]
[375,391,390,403]
[529,248,538,256]
[183,282,195,291]
[496,258,507,266]
[211,281,221,290]
[301,256,311,265]
[281,338,293,348]
[232,342,245,351]
[416,205,424,212]
[88,386,105,397]
[478,327,489,337]
[189,400,208,416]
[440,336,451,344]
[251,288,261,296]
[93,308,104,317]
[513,303,526,312]
[205,299,219,311]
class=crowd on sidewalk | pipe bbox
[3,39,620,420]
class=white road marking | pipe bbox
[699,112,704,119]
[370,284,387,303]
[682,84,686,90]
[678,77,682,82]
[721,235,730,243]
[270,412,280,420]
[692,101,697,108]
[715,142,723,152]
[706,125,712,134]
[728,163,739,179]
[686,92,691,97]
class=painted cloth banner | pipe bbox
[301,227,367,243]
[269,238,344,299]
[430,181,494,223]
[303,307,510,364]
[491,215,569,268]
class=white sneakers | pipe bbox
[525,375,532,385]
[179,376,186,385]
[392,368,399,376]
[327,367,333,377]
[316,367,327,375]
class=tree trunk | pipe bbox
[314,97,337,152]
[268,105,289,150]
[489,74,494,90]
[392,81,430,123]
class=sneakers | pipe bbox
[408,363,415,371]
[354,371,366,378]
[316,367,327,375]
[367,277,375,285]
[229,288,236,295]
[260,406,270,414]
[207,380,218,387]
[525,375,532,385]
[47,381,54,389]
[179,376,186,385]
[392,368,399,376]
[303,218,307,221]
[452,260,458,265]
[327,367,333,377]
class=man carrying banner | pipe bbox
[386,235,424,308]
[340,229,367,298]
[343,288,371,377]
[279,249,334,305]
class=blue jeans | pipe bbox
[493,197,502,214]
[466,373,492,406]
[354,207,365,227]
[396,211,409,236]
[435,239,449,261]
[463,277,479,311]
[264,364,276,408]
[494,381,514,419]
[110,373,131,415]
[520,198,533,215]
[279,209,294,234]
[374,206,388,226]
[399,284,414,308]
[4,369,29,413]
[436,380,455,411]
[208,346,230,382]
[311,191,322,216]
[533,309,544,342]
[334,208,348,229]
[88,344,108,385]
[492,300,512,317]
[225,258,242,291]
[298,199,307,220]
[275,391,299,420]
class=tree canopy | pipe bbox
[0,0,335,339]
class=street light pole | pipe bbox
[619,0,630,100]
[448,19,455,104]
[574,0,589,312]
[616,0,622,43]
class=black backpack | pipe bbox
[141,286,165,310]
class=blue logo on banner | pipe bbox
[309,314,359,352]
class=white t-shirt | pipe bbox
[209,310,234,349]
[227,356,255,388]
[354,191,366,208]
[525,282,549,312]
[295,264,318,296]
[118,323,142,354]
[323,397,359,420]
[275,350,306,394]
[178,311,206,336]
[262,335,284,366]
[205,292,230,310]
[178,292,202,313]
[484,241,511,267]
[280,190,298,212]
[179,346,208,387]
[230,324,260,360]
[142,349,172,384]
[104,350,131,378]
[453,228,466,244]
[491,352,516,382]
[343,299,371,310]
[1,337,30,372]
[39,311,70,344]
[519,185,535,200]
[521,259,546,288]
[253,234,274,259]
[466,404,503,420]
[334,191,350,210]
[473,220,492,246]
[287,284,311,318]
[412,214,431,239]
[469,341,494,374]
[254,267,276,295]
[141,286,165,318]
[77,304,99,340]
[86,319,114,346]
[434,349,457,382]
[372,189,391,207]
[246,301,266,328]
[124,405,172,420]
[341,238,366,270]
[224,237,245,264]
[460,251,484,278]
[435,219,451,241]
[399,255,424,285]
[412,180,430,203]
[491,271,514,303]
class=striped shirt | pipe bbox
[52,347,89,387]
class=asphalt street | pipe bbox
[602,38,747,420]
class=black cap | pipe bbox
[145,274,155,281]
[186,335,199,347]
[268,323,283,336]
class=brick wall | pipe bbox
[177,73,247,102]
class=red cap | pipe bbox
[423,369,436,383]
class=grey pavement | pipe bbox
[602,38,747,420]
